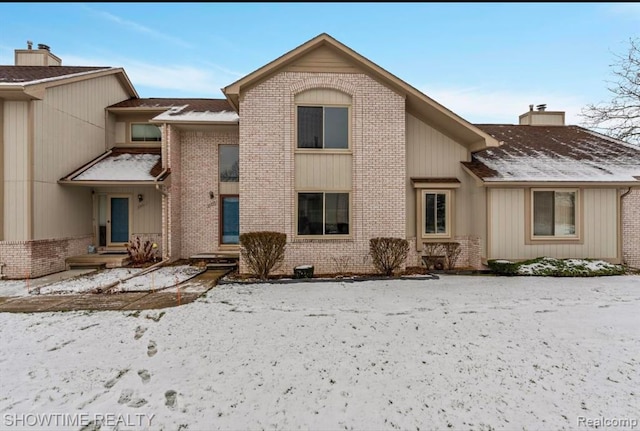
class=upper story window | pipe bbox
[297,106,348,149]
[532,189,577,238]
[219,145,239,182]
[131,124,162,142]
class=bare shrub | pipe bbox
[126,236,158,266]
[331,255,352,274]
[421,242,445,270]
[369,237,409,276]
[239,231,287,280]
[442,242,462,270]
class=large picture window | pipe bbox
[422,190,450,238]
[297,106,348,149]
[131,124,161,142]
[298,192,349,236]
[532,190,577,237]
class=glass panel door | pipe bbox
[108,196,130,245]
[220,196,239,245]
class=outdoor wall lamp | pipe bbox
[138,194,144,203]
[209,191,215,200]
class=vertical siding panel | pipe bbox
[32,75,132,239]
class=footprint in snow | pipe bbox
[118,389,133,404]
[128,398,148,408]
[134,326,147,340]
[138,369,151,384]
[104,369,129,389]
[165,390,178,410]
[147,341,157,357]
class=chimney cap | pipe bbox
[27,40,33,50]
[37,43,50,51]
[536,103,547,112]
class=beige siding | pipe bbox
[114,114,162,145]
[284,46,362,74]
[488,188,618,260]
[95,187,162,236]
[295,88,352,105]
[0,101,3,240]
[115,121,126,144]
[3,101,29,240]
[31,74,131,239]
[295,153,352,190]
[405,113,470,237]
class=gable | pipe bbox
[223,33,499,151]
[284,45,363,74]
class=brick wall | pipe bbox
[0,235,92,279]
[180,129,239,258]
[166,125,182,262]
[406,236,483,271]
[239,72,406,275]
[622,188,640,269]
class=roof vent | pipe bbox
[37,43,50,51]
[536,104,547,112]
[27,40,33,50]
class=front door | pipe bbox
[220,195,239,245]
[107,195,131,247]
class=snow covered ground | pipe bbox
[115,266,203,293]
[0,275,638,430]
[0,265,201,297]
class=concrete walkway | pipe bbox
[0,269,228,313]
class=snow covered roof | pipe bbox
[463,125,640,183]
[60,148,165,184]
[109,98,238,123]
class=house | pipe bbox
[0,43,139,278]
[1,34,639,279]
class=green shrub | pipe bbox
[487,259,519,275]
[369,237,409,276]
[489,256,626,277]
[239,231,287,280]
[126,236,159,266]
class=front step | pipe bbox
[190,252,239,271]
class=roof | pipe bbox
[0,66,111,84]
[463,125,640,184]
[110,98,239,124]
[59,148,167,185]
[0,65,138,100]
[223,33,498,151]
[109,98,233,111]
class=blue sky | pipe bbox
[1,3,638,124]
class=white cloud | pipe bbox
[421,85,587,125]
[63,54,238,97]
[82,6,192,48]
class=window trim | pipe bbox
[525,188,583,244]
[295,191,352,239]
[295,104,351,151]
[130,123,162,143]
[420,189,453,239]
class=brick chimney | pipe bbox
[519,104,565,126]
[14,41,62,66]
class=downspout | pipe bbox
[619,187,632,266]
[153,168,170,262]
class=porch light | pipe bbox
[138,194,144,203]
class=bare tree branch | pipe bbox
[581,38,640,145]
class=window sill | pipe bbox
[295,149,352,155]
[526,236,583,245]
[293,236,353,243]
